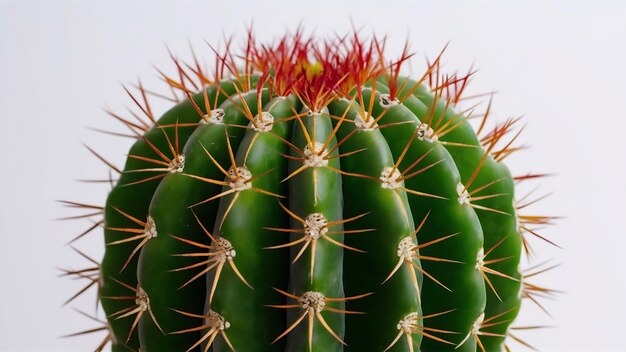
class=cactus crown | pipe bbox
[61,29,557,352]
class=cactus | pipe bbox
[61,31,557,352]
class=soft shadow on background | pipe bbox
[1,1,625,351]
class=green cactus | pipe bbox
[61,31,557,352]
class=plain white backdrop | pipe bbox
[1,1,625,351]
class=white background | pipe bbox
[1,1,625,351]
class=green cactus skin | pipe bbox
[395,79,523,351]
[207,95,300,351]
[136,88,270,351]
[282,108,346,352]
[327,99,422,352]
[359,85,487,352]
[63,33,552,352]
[100,79,256,351]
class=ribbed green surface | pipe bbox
[95,74,523,352]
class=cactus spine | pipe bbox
[61,31,556,352]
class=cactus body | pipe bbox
[63,32,554,352]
